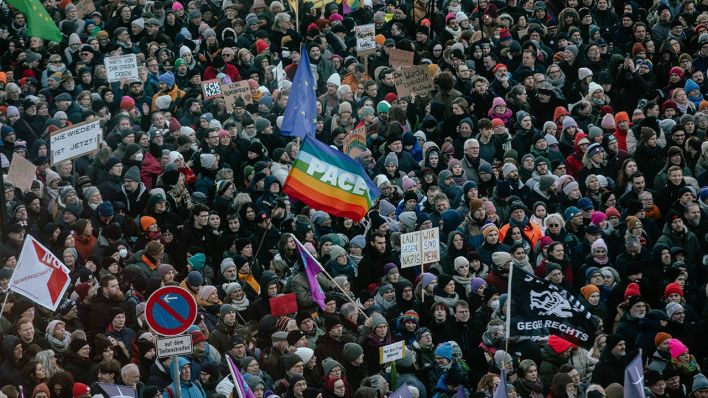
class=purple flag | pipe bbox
[624,354,646,398]
[493,369,508,398]
[227,355,257,398]
[389,384,413,398]
[294,236,327,310]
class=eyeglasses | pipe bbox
[548,224,560,227]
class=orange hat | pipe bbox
[615,111,630,123]
[491,118,505,127]
[420,18,431,27]
[140,216,157,231]
[375,34,385,46]
[580,284,600,300]
[655,332,672,347]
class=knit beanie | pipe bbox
[664,282,683,298]
[296,347,314,363]
[666,301,684,318]
[668,338,688,359]
[435,341,453,360]
[342,342,363,362]
[580,284,600,300]
[654,332,672,347]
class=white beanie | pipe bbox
[327,73,341,87]
[588,82,603,96]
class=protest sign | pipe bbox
[388,48,414,68]
[343,125,367,158]
[10,235,71,311]
[421,227,440,264]
[379,341,406,364]
[104,54,138,83]
[270,294,297,317]
[400,231,422,268]
[7,155,37,192]
[355,24,376,55]
[201,79,223,100]
[394,65,434,97]
[75,0,96,18]
[221,81,252,111]
[49,120,102,165]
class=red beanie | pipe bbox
[119,96,135,110]
[256,39,269,54]
[624,282,641,300]
[73,382,91,398]
[548,335,576,354]
[664,282,684,299]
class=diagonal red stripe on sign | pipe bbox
[156,298,188,325]
[31,240,68,303]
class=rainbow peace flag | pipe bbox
[343,0,360,14]
[283,136,379,221]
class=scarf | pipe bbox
[230,295,250,312]
[519,380,544,395]
[433,288,459,308]
[487,107,513,124]
[676,101,689,114]
[47,332,71,353]
[673,355,699,373]
[509,215,530,230]
[374,291,397,310]
[331,258,356,277]
[453,274,473,296]
[592,254,609,265]
[445,25,461,40]
[238,271,260,295]
[452,170,468,186]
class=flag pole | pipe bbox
[0,292,10,319]
[319,266,371,321]
[504,263,513,354]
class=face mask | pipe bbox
[488,299,500,310]
[592,98,605,106]
[119,248,128,258]
[133,152,143,161]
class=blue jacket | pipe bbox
[163,357,206,398]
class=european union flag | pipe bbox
[280,45,318,138]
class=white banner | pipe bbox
[10,235,71,311]
[355,24,375,55]
[400,231,421,268]
[49,119,102,165]
[104,54,138,83]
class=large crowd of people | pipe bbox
[0,0,708,397]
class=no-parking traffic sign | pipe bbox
[145,286,198,336]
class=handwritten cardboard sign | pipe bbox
[379,341,406,364]
[388,48,414,68]
[104,54,138,83]
[394,65,434,97]
[221,81,252,111]
[7,155,37,192]
[355,24,376,55]
[343,125,367,158]
[76,0,96,18]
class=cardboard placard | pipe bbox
[400,231,422,268]
[394,65,434,97]
[421,227,440,264]
[221,81,253,111]
[49,119,102,165]
[104,54,138,83]
[379,341,406,364]
[6,155,37,192]
[355,24,376,55]
[201,79,223,100]
[76,0,96,18]
[343,125,367,158]
[270,293,297,316]
[388,48,414,68]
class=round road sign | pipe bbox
[145,286,198,336]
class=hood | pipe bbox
[2,335,20,363]
[170,356,190,382]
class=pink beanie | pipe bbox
[591,211,606,226]
[172,2,184,10]
[600,113,615,130]
[668,338,688,359]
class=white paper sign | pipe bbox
[49,120,102,165]
[400,231,422,268]
[379,341,406,364]
[421,227,440,264]
[156,335,193,358]
[355,23,376,55]
[104,54,138,83]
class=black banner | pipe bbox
[509,268,598,348]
